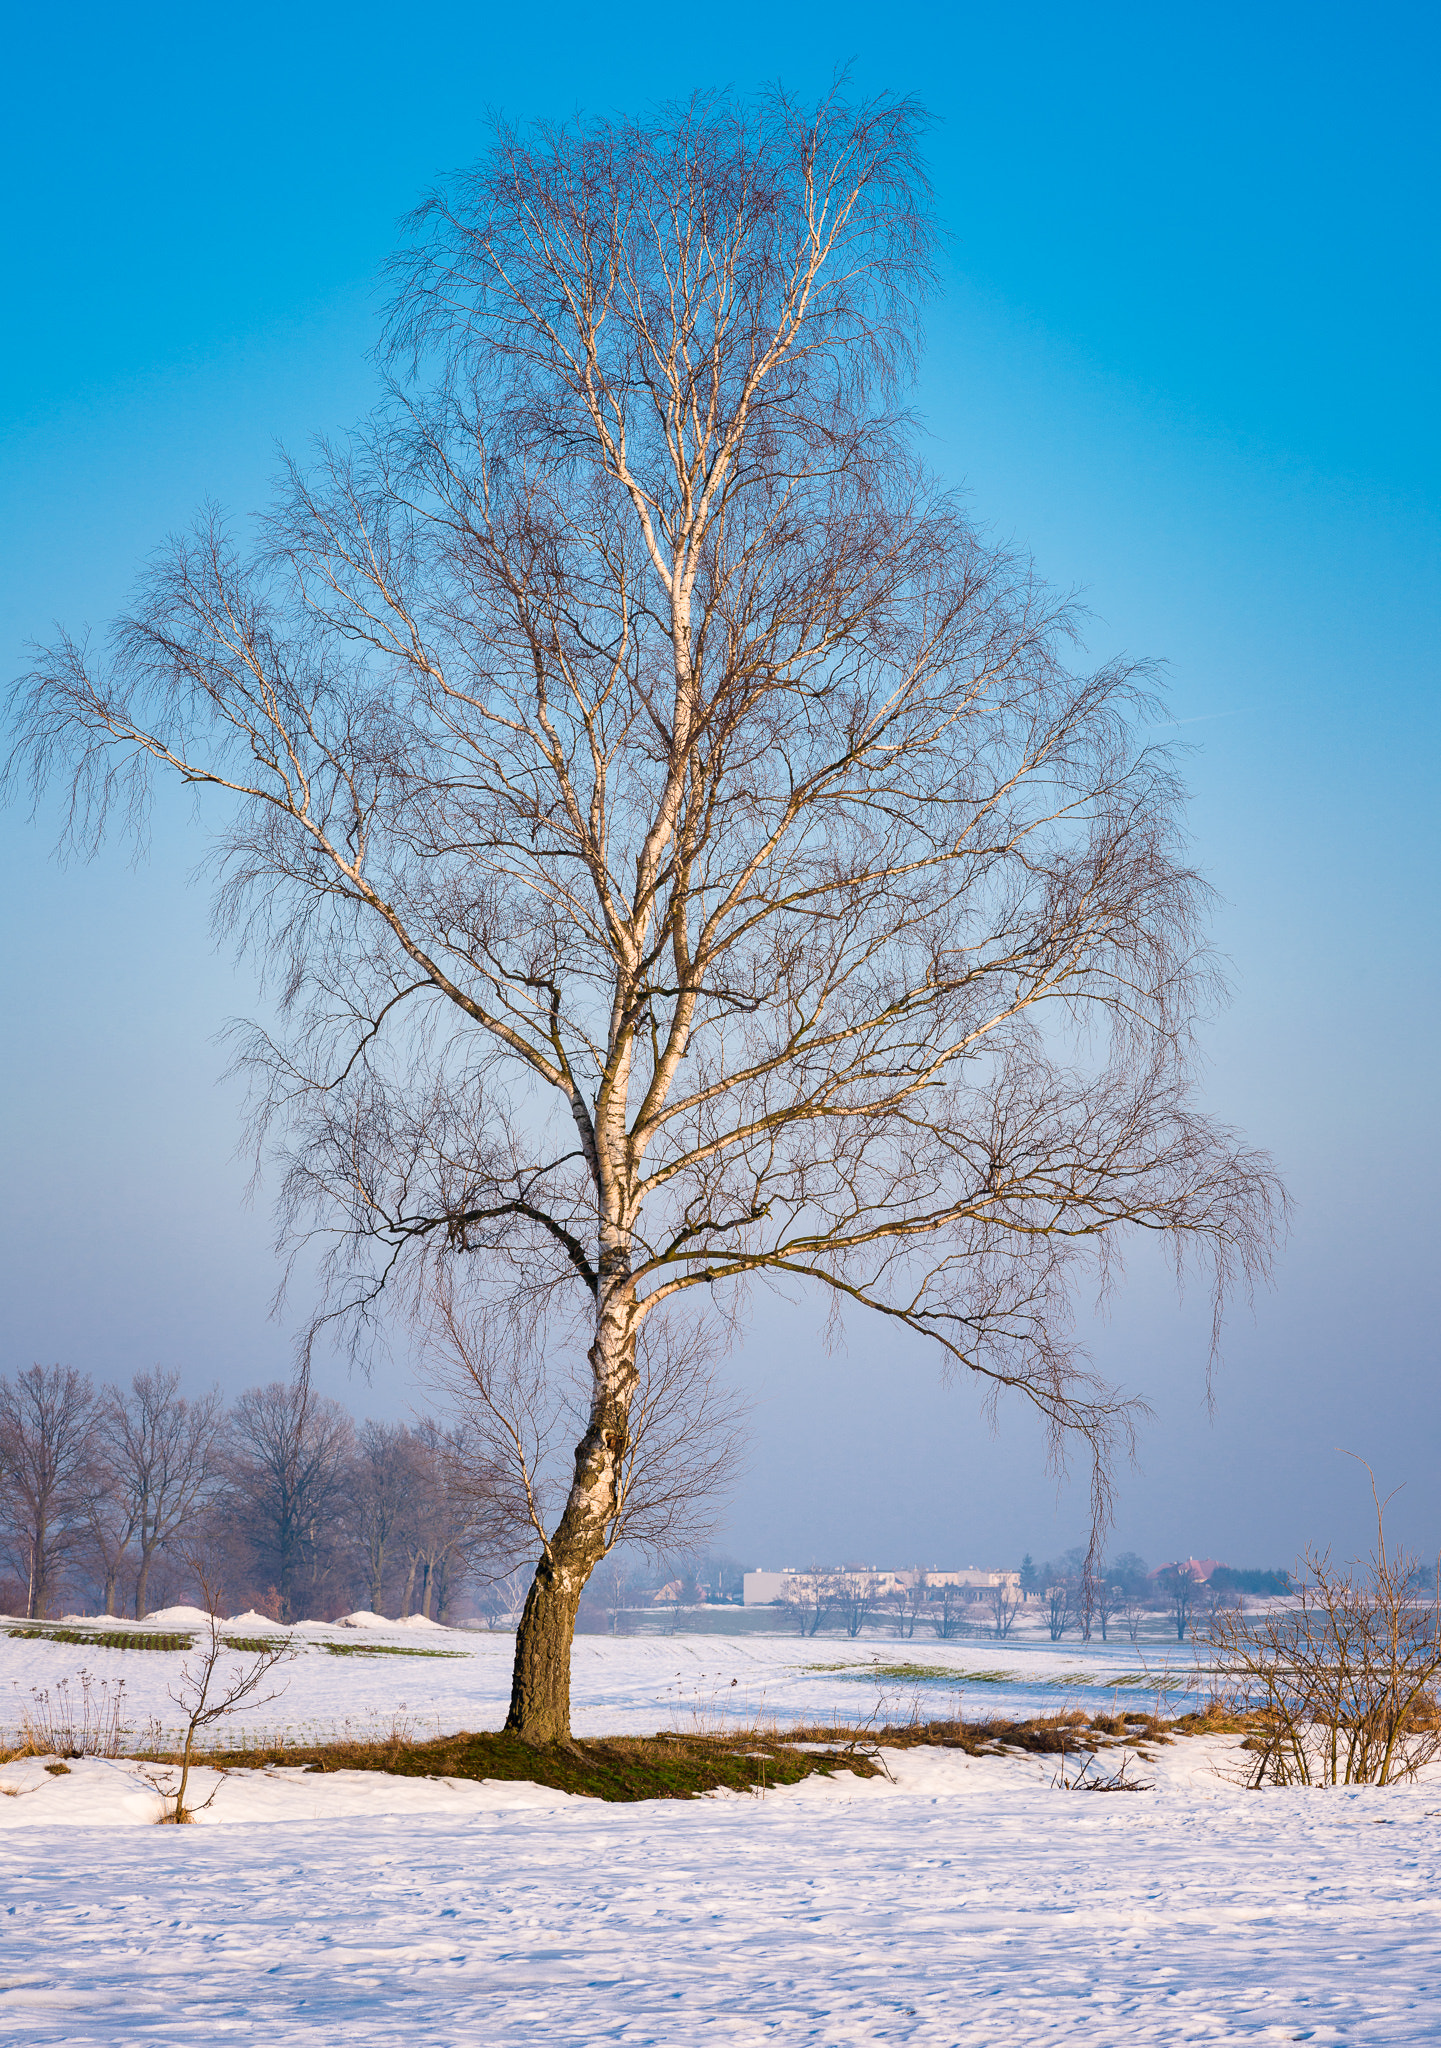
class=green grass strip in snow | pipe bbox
[321,1642,470,1658]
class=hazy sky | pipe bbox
[2,2,1436,1574]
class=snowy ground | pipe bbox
[3,1615,1440,2043]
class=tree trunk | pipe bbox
[504,1293,637,1744]
[28,1518,50,1620]
[505,1558,587,1744]
[135,1548,154,1620]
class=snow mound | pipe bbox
[394,1614,445,1630]
[335,1611,393,1629]
[141,1606,215,1627]
[227,1609,290,1631]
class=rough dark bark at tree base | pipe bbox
[505,1560,586,1744]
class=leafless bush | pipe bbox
[146,1576,296,1823]
[1206,1468,1441,1787]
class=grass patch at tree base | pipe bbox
[142,1707,1243,1801]
[191,1727,884,1801]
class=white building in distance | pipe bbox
[742,1565,1023,1607]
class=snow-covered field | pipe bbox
[4,1614,1440,2043]
[1,1607,1210,1747]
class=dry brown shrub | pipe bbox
[1205,1466,1441,1787]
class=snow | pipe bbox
[3,1620,1440,2042]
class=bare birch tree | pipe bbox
[8,88,1283,1739]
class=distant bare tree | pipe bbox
[82,1455,137,1617]
[394,1418,496,1621]
[479,1562,530,1630]
[342,1419,419,1615]
[926,1582,970,1641]
[1107,1550,1150,1644]
[782,1569,833,1639]
[883,1585,919,1639]
[224,1377,354,1621]
[988,1579,1023,1639]
[1119,1590,1147,1645]
[901,1577,931,1638]
[99,1370,225,1618]
[1075,1577,1096,1642]
[0,1366,99,1617]
[1092,1577,1123,1642]
[1157,1563,1201,1642]
[596,1556,632,1634]
[1045,1578,1075,1643]
[8,88,1283,1739]
[835,1572,879,1639]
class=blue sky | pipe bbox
[2,1,1436,1570]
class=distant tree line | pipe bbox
[1208,1566,1292,1597]
[0,1363,506,1624]
[1020,1548,1298,1644]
